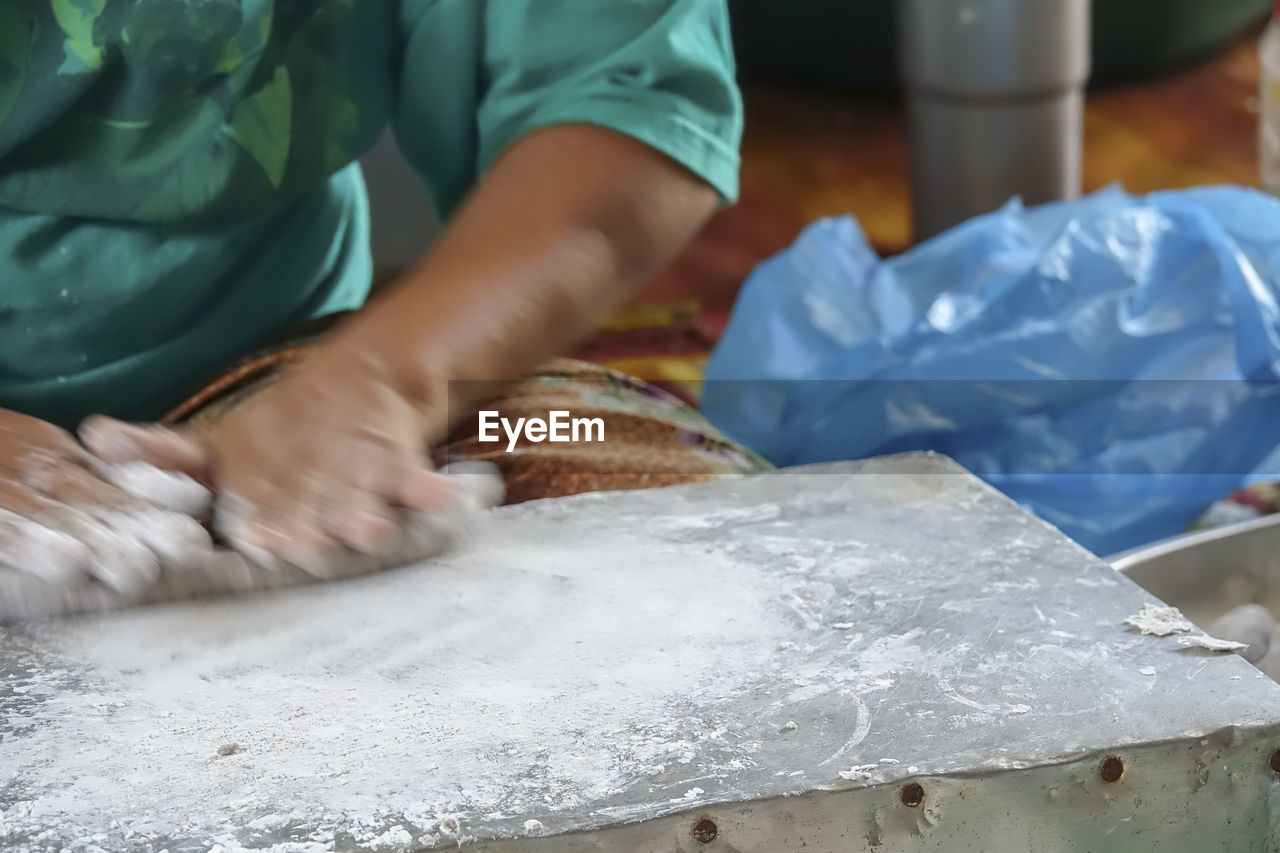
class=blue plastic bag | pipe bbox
[701,186,1280,556]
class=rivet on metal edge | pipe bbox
[1100,756,1124,783]
[1269,748,1280,775]
[691,817,718,844]
[900,782,925,807]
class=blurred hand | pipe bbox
[80,339,470,576]
[0,408,213,596]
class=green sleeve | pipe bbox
[393,0,742,219]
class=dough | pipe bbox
[1207,604,1275,664]
[0,462,503,623]
[1123,603,1193,636]
[1254,643,1280,682]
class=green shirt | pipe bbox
[0,0,741,427]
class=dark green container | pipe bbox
[729,0,1273,93]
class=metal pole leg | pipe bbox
[898,0,1092,242]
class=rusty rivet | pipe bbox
[1100,756,1124,783]
[900,782,925,807]
[691,817,718,844]
[1269,748,1280,775]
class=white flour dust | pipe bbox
[1,529,788,850]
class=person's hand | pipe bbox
[80,123,715,576]
[0,408,213,596]
[80,339,467,576]
[0,395,499,623]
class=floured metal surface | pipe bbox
[2,453,1279,852]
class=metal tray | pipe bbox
[1110,513,1280,628]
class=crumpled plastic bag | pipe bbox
[701,186,1280,556]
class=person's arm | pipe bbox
[335,123,717,441]
[81,124,718,571]
[83,0,741,571]
[368,0,742,426]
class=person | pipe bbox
[0,0,770,589]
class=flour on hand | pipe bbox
[0,462,504,623]
[92,460,213,518]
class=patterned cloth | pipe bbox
[163,337,772,505]
[435,359,772,504]
[1191,481,1280,532]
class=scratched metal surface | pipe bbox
[2,453,1278,852]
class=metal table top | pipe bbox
[3,453,1277,852]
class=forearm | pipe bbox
[335,124,718,436]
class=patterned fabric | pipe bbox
[164,345,772,505]
[436,360,773,504]
[1191,481,1280,532]
[0,0,741,428]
